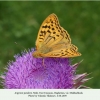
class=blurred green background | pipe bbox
[0,1,100,89]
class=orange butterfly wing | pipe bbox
[33,13,81,58]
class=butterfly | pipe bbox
[32,13,81,58]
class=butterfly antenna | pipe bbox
[15,42,28,52]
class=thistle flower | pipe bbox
[1,48,90,89]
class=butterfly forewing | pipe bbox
[36,14,71,49]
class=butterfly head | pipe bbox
[32,51,43,58]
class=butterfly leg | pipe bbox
[42,58,46,68]
[53,58,63,67]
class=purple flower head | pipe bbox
[1,48,90,89]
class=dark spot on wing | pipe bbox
[53,32,56,34]
[51,21,53,23]
[56,35,59,37]
[47,30,51,33]
[52,28,54,30]
[56,26,58,29]
[48,26,50,29]
[58,30,60,32]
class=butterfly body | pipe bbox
[33,13,81,58]
[33,45,52,58]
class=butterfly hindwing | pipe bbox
[41,43,81,57]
